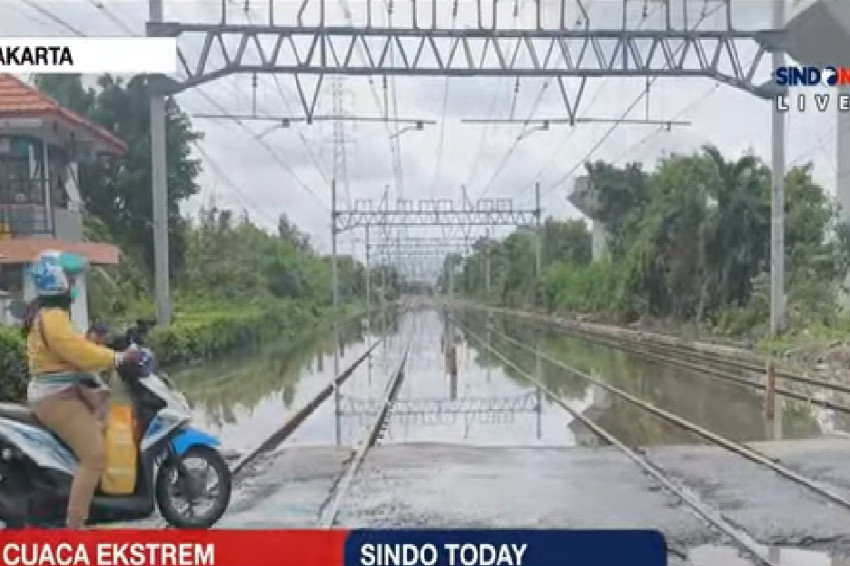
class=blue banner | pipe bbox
[344,529,666,566]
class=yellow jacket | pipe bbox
[27,308,116,376]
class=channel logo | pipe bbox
[774,66,850,87]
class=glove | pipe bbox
[114,348,143,367]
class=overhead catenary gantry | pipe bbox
[147,3,779,123]
[333,196,540,233]
[344,192,542,311]
[147,0,789,335]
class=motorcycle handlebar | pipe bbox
[106,318,157,350]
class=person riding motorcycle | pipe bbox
[23,250,141,529]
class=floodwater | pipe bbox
[168,313,387,452]
[454,309,836,446]
[135,305,850,550]
[174,306,837,455]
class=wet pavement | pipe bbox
[156,307,850,562]
[224,440,850,563]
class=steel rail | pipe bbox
[540,318,850,395]
[474,303,847,393]
[523,320,850,414]
[232,338,385,476]
[458,321,778,566]
[482,325,850,514]
[318,346,409,528]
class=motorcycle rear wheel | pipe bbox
[155,446,232,529]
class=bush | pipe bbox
[0,328,27,403]
[543,259,619,314]
[0,301,336,402]
[149,301,326,365]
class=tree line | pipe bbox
[33,74,400,321]
[446,147,850,337]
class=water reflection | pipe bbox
[170,312,396,451]
[456,310,828,446]
[334,309,573,446]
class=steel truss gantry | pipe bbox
[343,192,540,298]
[370,240,473,253]
[349,236,477,248]
[148,2,782,122]
[148,0,790,335]
[338,391,539,415]
[333,194,541,233]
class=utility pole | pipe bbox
[485,228,491,300]
[365,224,371,319]
[770,0,786,336]
[330,179,341,446]
[534,182,542,277]
[149,0,170,325]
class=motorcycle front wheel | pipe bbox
[155,445,232,528]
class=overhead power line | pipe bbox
[609,83,720,165]
[544,3,723,198]
[19,0,84,35]
[24,1,328,216]
[85,0,136,35]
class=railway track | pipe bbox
[147,338,387,529]
[456,317,850,566]
[232,338,386,476]
[318,346,409,528]
[501,314,850,415]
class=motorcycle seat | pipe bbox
[0,403,40,427]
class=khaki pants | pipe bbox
[34,392,106,528]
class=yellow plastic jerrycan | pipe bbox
[100,402,138,495]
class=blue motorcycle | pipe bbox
[0,321,232,528]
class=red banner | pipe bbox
[0,530,348,566]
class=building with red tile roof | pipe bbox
[0,73,124,328]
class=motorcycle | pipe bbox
[0,315,232,529]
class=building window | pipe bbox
[0,265,23,296]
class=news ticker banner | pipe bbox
[0,529,668,566]
[0,39,177,74]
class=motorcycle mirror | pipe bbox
[7,298,27,320]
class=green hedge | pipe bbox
[0,301,333,402]
[0,328,27,403]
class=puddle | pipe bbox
[688,545,850,566]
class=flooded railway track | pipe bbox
[455,318,850,566]
[318,347,410,527]
[484,307,850,415]
[232,339,386,477]
[527,318,850,414]
[148,339,387,529]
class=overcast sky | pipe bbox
[1,0,840,272]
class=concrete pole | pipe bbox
[838,85,850,300]
[839,87,850,223]
[534,182,543,308]
[769,0,786,336]
[534,182,542,274]
[485,229,491,300]
[149,0,170,325]
[331,179,341,446]
[365,225,371,320]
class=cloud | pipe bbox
[1,0,839,262]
